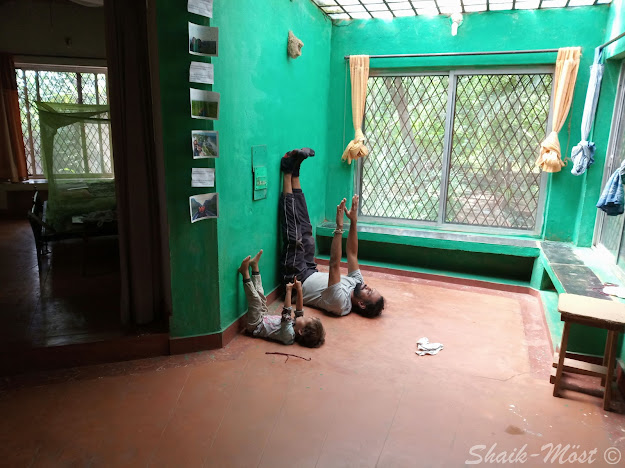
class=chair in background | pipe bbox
[27,189,84,273]
[27,189,55,269]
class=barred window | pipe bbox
[15,65,111,178]
[357,69,553,233]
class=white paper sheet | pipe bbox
[188,0,213,18]
[191,168,215,187]
[190,61,214,85]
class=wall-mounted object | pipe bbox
[288,31,304,59]
[450,13,463,36]
[192,130,219,158]
[252,145,268,201]
[189,22,219,57]
[190,193,218,222]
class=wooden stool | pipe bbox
[551,294,625,411]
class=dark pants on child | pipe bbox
[279,189,318,285]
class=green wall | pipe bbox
[155,0,331,338]
[156,0,220,337]
[213,0,331,331]
[325,7,609,245]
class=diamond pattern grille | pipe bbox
[358,71,552,231]
[361,75,449,221]
[445,73,552,229]
[15,68,111,177]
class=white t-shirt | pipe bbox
[301,270,364,316]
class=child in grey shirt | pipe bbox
[239,250,325,348]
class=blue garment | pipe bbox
[571,141,596,176]
[572,49,604,176]
[597,169,624,216]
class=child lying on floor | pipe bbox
[238,250,325,348]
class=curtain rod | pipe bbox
[343,49,560,60]
[598,31,625,52]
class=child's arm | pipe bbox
[282,281,294,321]
[294,277,304,316]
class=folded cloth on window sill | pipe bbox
[597,166,625,216]
[416,337,444,356]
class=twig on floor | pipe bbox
[265,352,311,363]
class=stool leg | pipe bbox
[553,322,571,398]
[603,331,618,412]
[601,331,614,387]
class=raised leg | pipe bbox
[291,186,316,271]
[250,250,266,309]
[279,191,309,285]
[239,256,266,332]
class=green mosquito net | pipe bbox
[36,102,116,231]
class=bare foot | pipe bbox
[238,255,251,276]
[250,249,263,271]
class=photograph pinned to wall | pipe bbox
[192,130,219,158]
[191,168,215,188]
[190,61,214,85]
[190,193,218,223]
[188,0,213,18]
[190,89,220,120]
[189,22,218,57]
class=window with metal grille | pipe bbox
[596,61,625,272]
[356,69,553,234]
[15,65,111,178]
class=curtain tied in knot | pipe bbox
[536,47,581,173]
[536,130,566,173]
[342,128,369,164]
[342,55,370,165]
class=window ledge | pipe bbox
[316,221,540,257]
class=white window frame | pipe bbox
[15,63,109,178]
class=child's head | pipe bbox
[294,316,325,348]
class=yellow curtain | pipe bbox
[536,47,582,173]
[342,55,370,165]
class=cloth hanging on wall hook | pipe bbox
[571,49,604,176]
[596,160,625,216]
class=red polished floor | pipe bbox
[1,268,624,467]
[0,219,122,349]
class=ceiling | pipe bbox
[310,0,612,20]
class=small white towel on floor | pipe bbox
[416,337,444,356]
